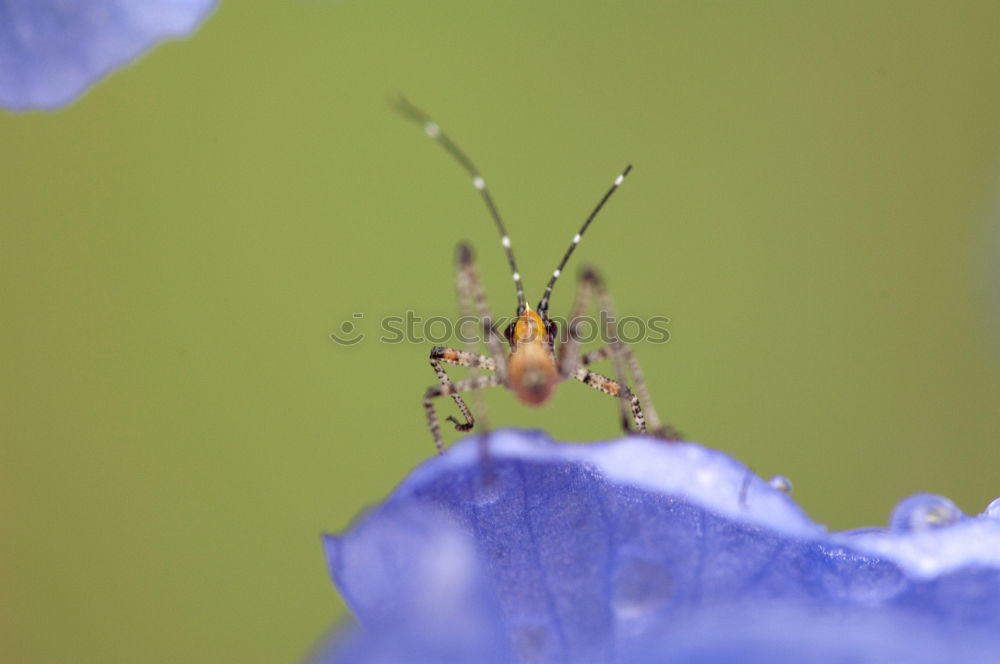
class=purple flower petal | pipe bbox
[318,430,1000,663]
[0,0,217,111]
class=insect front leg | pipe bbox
[575,341,680,440]
[576,341,681,439]
[559,267,679,439]
[568,366,647,433]
[428,346,497,432]
[423,374,502,455]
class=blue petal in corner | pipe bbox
[0,0,217,111]
[318,430,1000,664]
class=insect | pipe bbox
[397,99,678,454]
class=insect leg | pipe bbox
[556,269,593,379]
[428,346,497,432]
[569,366,646,433]
[455,242,508,382]
[557,266,631,427]
[423,374,502,455]
[560,267,680,439]
[579,344,613,365]
[578,344,680,437]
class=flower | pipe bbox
[316,430,1000,663]
[0,0,217,111]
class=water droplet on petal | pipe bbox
[982,497,1000,519]
[889,494,963,531]
[840,526,889,537]
[469,477,502,506]
[510,622,551,663]
[818,555,906,603]
[459,465,506,506]
[611,557,673,620]
[769,476,793,495]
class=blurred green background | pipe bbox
[3,1,1000,662]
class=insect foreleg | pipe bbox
[423,373,502,455]
[569,366,646,433]
[428,346,497,431]
[560,267,679,439]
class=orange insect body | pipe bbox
[507,306,559,405]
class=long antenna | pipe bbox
[537,164,632,314]
[395,97,527,311]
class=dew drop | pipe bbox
[982,497,1000,519]
[459,464,506,506]
[769,475,793,495]
[889,493,963,531]
[510,622,551,664]
[466,475,502,506]
[818,555,906,603]
[611,557,673,619]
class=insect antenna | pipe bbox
[395,97,527,312]
[537,164,632,315]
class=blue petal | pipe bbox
[0,0,216,111]
[318,430,1000,663]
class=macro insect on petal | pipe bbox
[397,99,679,454]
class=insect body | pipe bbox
[506,306,559,405]
[398,100,677,454]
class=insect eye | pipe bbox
[545,319,559,346]
[504,320,517,346]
